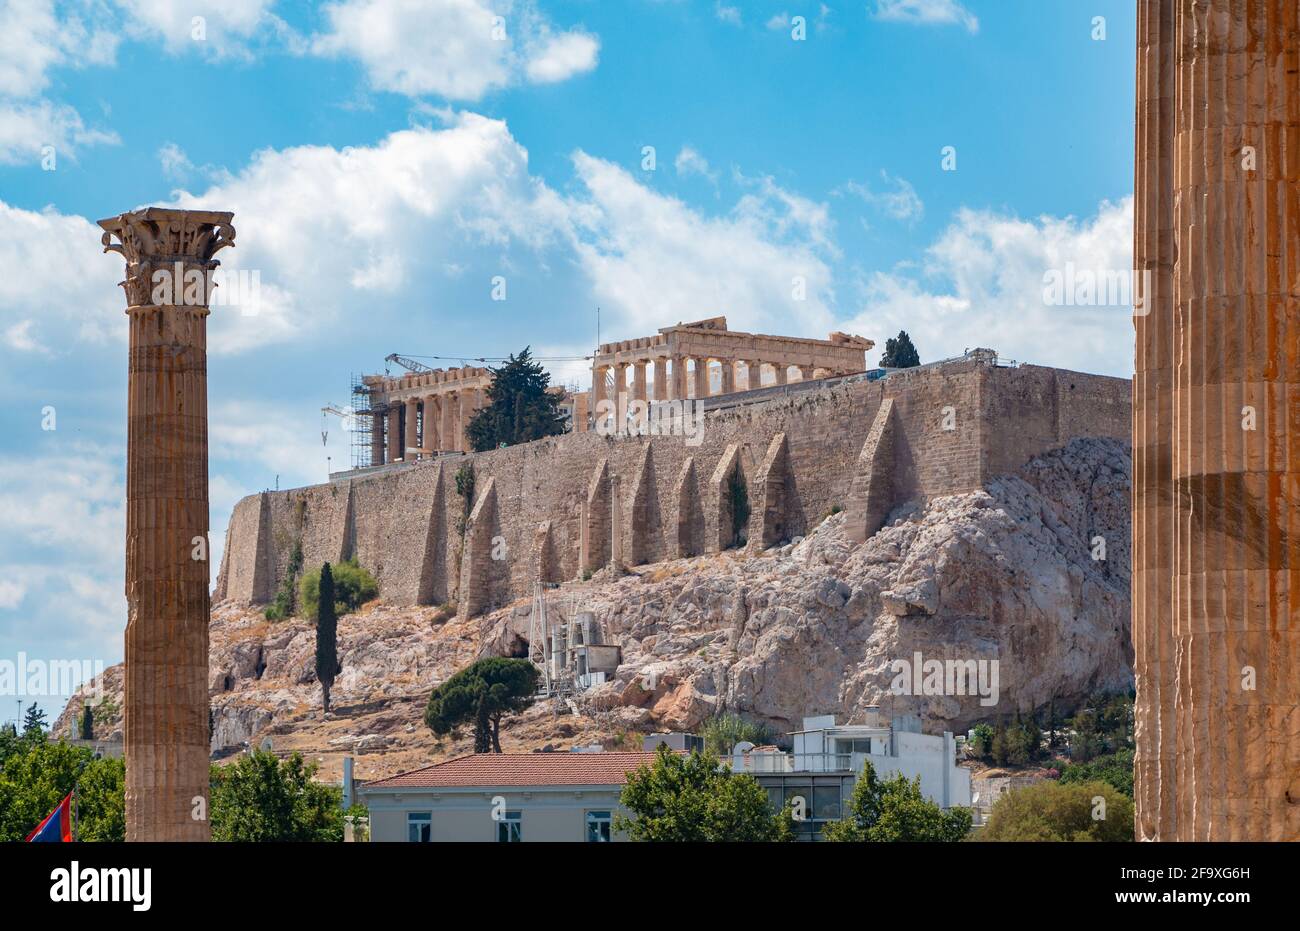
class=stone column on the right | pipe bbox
[1132,0,1178,843]
[1135,0,1300,842]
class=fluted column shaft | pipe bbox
[404,400,418,460]
[1133,0,1179,842]
[1136,0,1300,842]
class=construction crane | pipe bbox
[320,404,353,446]
[384,353,433,374]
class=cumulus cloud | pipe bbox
[0,1,120,163]
[0,0,118,97]
[311,0,599,100]
[566,153,839,340]
[873,0,979,34]
[167,112,570,353]
[0,201,124,346]
[115,0,284,59]
[842,197,1134,376]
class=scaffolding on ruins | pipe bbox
[349,372,374,470]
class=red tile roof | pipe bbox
[362,752,668,789]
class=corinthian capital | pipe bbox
[98,207,236,308]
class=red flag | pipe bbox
[26,793,73,842]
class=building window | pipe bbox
[496,811,522,843]
[407,812,432,843]
[586,810,613,842]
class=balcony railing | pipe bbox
[722,751,864,774]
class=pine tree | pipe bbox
[466,347,566,451]
[315,562,341,715]
[79,703,94,741]
[22,703,47,737]
[880,330,921,368]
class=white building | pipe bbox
[731,713,972,838]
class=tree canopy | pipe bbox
[822,760,971,842]
[978,779,1133,841]
[423,657,539,753]
[210,750,343,842]
[615,745,794,842]
[298,557,377,621]
[0,730,124,842]
[879,330,921,368]
[465,347,566,451]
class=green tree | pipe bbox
[1058,748,1135,798]
[0,736,88,841]
[465,347,566,451]
[22,703,47,737]
[701,712,774,757]
[615,745,792,842]
[75,756,125,842]
[424,658,539,753]
[299,557,378,621]
[879,330,921,368]
[210,750,343,842]
[978,779,1133,841]
[967,723,994,760]
[79,704,94,741]
[315,562,342,715]
[823,761,971,842]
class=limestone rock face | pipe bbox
[61,438,1131,779]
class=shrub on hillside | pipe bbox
[977,779,1133,842]
[298,558,378,621]
[701,712,775,756]
[1057,748,1134,798]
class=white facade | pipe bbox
[735,715,971,811]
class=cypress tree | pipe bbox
[315,563,341,715]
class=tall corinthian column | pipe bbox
[1135,0,1300,842]
[99,207,236,841]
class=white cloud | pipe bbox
[0,581,25,610]
[843,197,1134,376]
[115,0,283,59]
[158,141,194,180]
[566,153,838,340]
[168,112,569,353]
[838,170,924,223]
[0,201,123,345]
[3,320,48,354]
[524,29,599,84]
[311,0,598,100]
[714,3,741,26]
[766,12,790,31]
[0,98,119,165]
[874,0,979,34]
[674,145,716,182]
[0,0,118,97]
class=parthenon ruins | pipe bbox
[361,317,874,467]
[591,316,874,407]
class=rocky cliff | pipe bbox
[58,437,1132,784]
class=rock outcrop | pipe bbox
[59,437,1132,782]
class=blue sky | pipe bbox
[0,0,1137,725]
